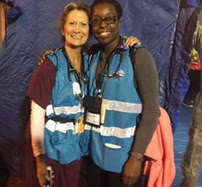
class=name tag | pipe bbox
[85,111,100,126]
[74,116,85,134]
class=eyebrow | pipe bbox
[67,20,88,23]
[92,13,117,18]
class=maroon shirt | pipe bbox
[27,58,56,109]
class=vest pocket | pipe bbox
[91,131,134,173]
[45,129,81,165]
[102,143,129,173]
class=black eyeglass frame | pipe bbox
[90,16,118,27]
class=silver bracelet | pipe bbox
[130,152,144,162]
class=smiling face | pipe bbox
[91,2,121,49]
[61,10,89,49]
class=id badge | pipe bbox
[74,116,85,134]
[101,102,107,124]
[83,96,102,126]
[85,111,100,126]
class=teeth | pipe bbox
[100,32,110,36]
[72,36,82,39]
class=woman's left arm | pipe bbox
[122,47,160,186]
[132,47,160,153]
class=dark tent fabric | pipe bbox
[161,2,201,133]
[0,0,200,177]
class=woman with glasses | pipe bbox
[83,0,160,186]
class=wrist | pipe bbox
[130,151,144,162]
[36,154,45,162]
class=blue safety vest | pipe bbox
[87,46,142,173]
[44,48,90,165]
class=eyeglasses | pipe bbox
[90,16,118,27]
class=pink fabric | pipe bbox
[143,107,176,187]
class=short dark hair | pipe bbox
[60,1,91,30]
[90,0,123,19]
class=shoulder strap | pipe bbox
[129,45,138,89]
[129,45,143,90]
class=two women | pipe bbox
[26,1,139,186]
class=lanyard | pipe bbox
[95,47,124,97]
[61,47,85,100]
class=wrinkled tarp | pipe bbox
[161,2,201,133]
[0,0,199,177]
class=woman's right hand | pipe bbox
[36,155,47,186]
[38,49,54,65]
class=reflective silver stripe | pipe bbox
[45,120,91,133]
[92,127,100,133]
[84,124,92,130]
[102,99,142,113]
[45,120,74,133]
[92,126,136,139]
[46,104,84,116]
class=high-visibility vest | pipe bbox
[44,48,90,164]
[87,46,142,173]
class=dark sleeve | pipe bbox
[26,58,56,109]
[132,47,160,154]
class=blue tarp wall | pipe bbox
[0,0,201,177]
